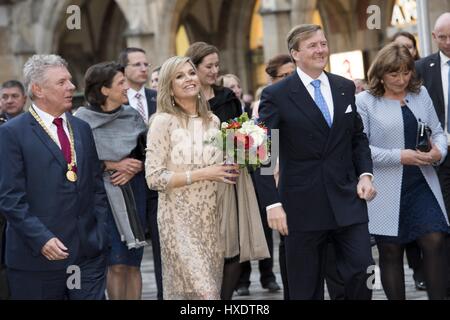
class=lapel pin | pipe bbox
[341,92,345,96]
[430,63,435,67]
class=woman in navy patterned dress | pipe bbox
[356,43,449,299]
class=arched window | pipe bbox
[176,25,190,56]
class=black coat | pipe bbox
[415,52,445,127]
[209,86,242,123]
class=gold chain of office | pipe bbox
[29,107,77,182]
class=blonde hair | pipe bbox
[156,56,212,127]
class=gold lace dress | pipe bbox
[145,113,224,300]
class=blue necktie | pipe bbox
[311,79,332,127]
[447,60,450,133]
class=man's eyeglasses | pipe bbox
[127,62,151,69]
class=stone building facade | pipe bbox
[0,0,449,94]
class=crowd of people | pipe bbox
[2,11,450,300]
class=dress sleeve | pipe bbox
[145,114,174,192]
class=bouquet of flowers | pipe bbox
[206,112,270,170]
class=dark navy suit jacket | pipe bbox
[255,71,373,232]
[0,112,109,271]
[145,88,157,118]
[416,52,446,128]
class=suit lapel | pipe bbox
[145,88,157,117]
[430,53,445,119]
[29,112,67,169]
[67,113,83,184]
[288,73,330,136]
[325,72,348,151]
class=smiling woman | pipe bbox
[356,43,450,300]
[75,61,149,301]
[145,56,241,300]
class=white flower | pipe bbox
[238,120,266,146]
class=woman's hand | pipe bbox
[400,147,434,166]
[110,171,135,186]
[419,143,442,164]
[105,158,143,175]
[199,164,240,184]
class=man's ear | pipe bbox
[31,83,42,99]
[431,31,437,41]
[290,49,300,63]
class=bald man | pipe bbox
[416,12,450,295]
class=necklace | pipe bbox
[29,107,77,182]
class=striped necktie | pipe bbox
[135,92,147,122]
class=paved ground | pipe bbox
[141,233,428,300]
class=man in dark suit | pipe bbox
[416,12,450,294]
[118,47,162,300]
[255,24,376,300]
[0,80,27,299]
[0,54,109,299]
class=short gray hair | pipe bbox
[23,54,68,98]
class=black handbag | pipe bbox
[416,119,432,152]
[129,132,147,162]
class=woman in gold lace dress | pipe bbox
[145,56,239,299]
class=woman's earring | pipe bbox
[171,95,175,107]
[198,93,201,100]
[380,79,384,84]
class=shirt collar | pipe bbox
[32,103,67,128]
[296,67,329,88]
[440,51,450,66]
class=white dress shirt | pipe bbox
[440,51,450,142]
[127,86,149,121]
[32,104,70,149]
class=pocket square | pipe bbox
[345,104,352,113]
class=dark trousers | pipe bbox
[280,234,345,300]
[279,234,289,299]
[436,156,450,290]
[0,214,8,300]
[7,253,107,300]
[285,223,373,300]
[146,190,163,300]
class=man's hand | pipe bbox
[41,238,69,261]
[357,175,377,201]
[267,206,288,236]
